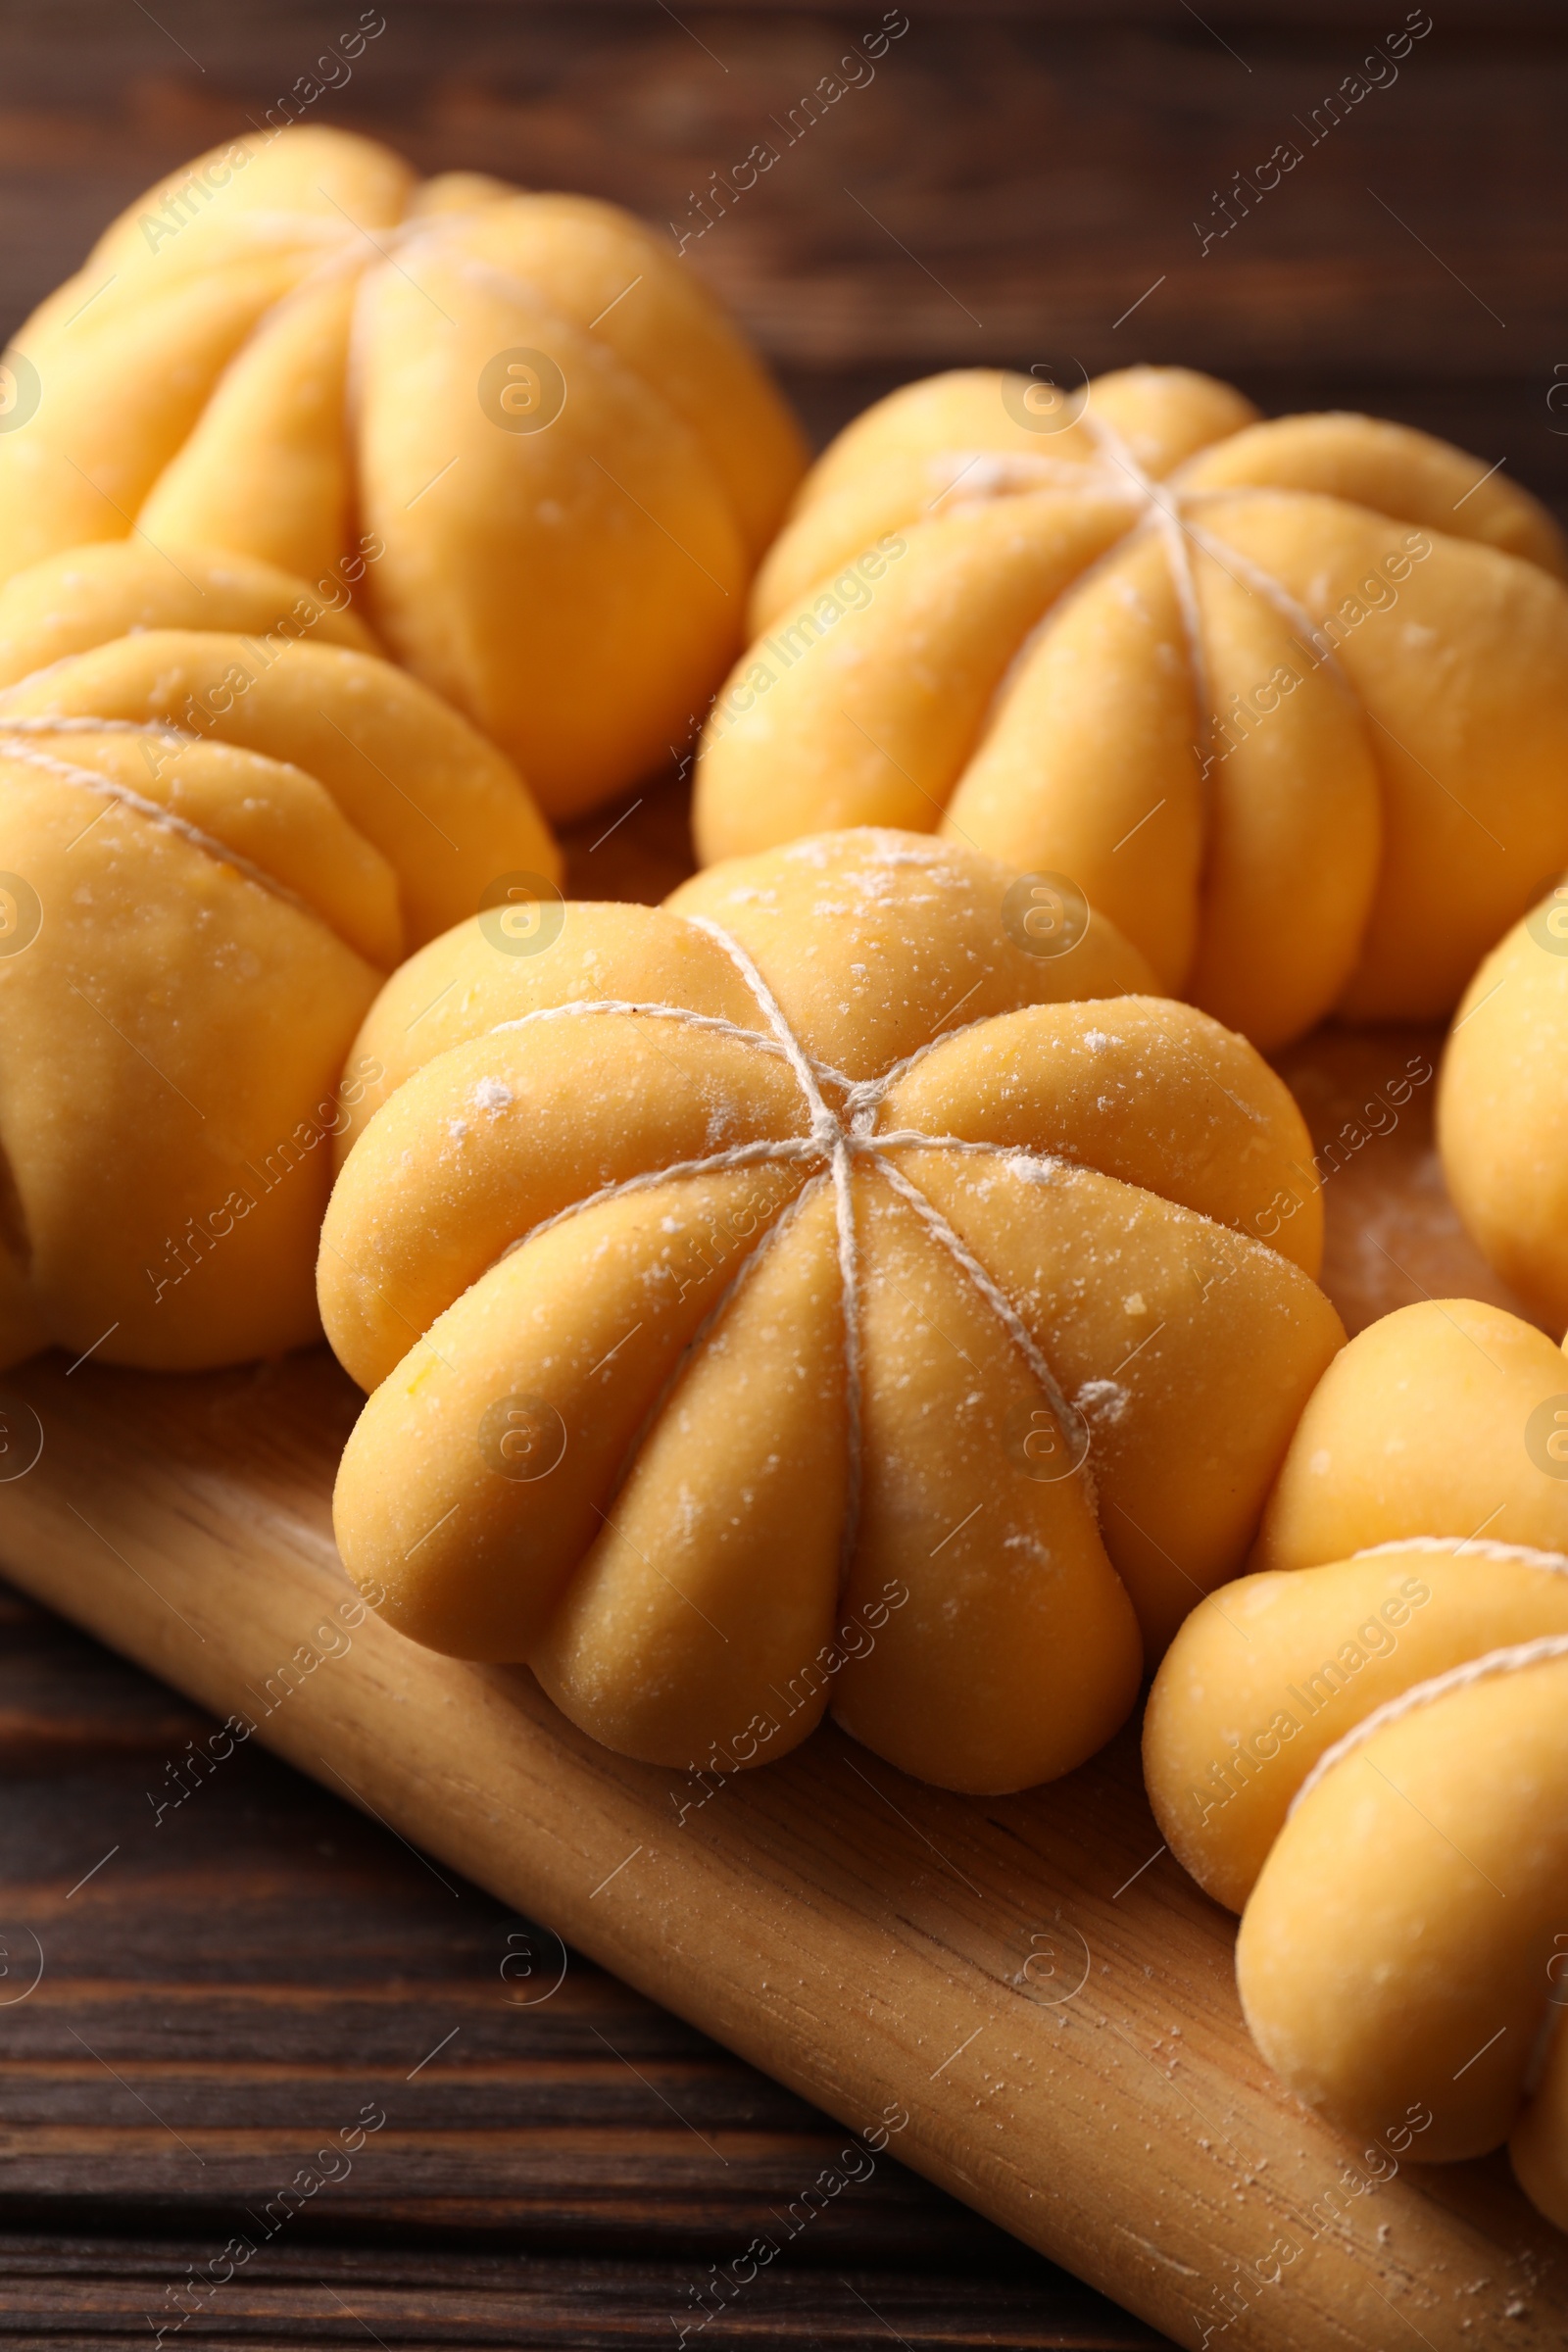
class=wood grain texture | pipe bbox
[1,3,1567,504]
[1,1585,1168,2350]
[0,1587,1017,2265]
[0,2237,1167,2349]
[0,1026,1563,2352]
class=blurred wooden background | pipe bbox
[4,0,1568,484]
[2,4,1565,2345]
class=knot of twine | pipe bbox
[928,404,1357,752]
[477,912,1094,1588]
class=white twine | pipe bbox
[490,996,794,1065]
[927,413,1364,772]
[1180,503,1354,702]
[85,209,1367,764]
[466,914,1098,1584]
[686,914,871,1581]
[4,200,667,929]
[130,197,621,530]
[1290,1631,1568,1817]
[1078,409,1216,765]
[0,715,190,739]
[52,196,579,599]
[0,719,318,922]
[1349,1535,1568,1576]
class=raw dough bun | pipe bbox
[0,536,375,676]
[0,126,807,818]
[1513,1996,1568,2231]
[1237,1642,1568,2167]
[1147,1540,1568,1912]
[1253,1298,1568,1572]
[1143,1297,1568,2212]
[320,828,1344,1792]
[0,540,555,1372]
[694,366,1568,1048]
[1150,1574,1568,2182]
[1439,889,1568,1332]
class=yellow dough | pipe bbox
[0,126,807,819]
[693,366,1568,1048]
[1439,888,1568,1332]
[1240,1644,1568,2175]
[320,829,1345,1792]
[0,540,557,1373]
[1144,1298,1568,2218]
[1147,1542,1568,1913]
[1252,1298,1568,1572]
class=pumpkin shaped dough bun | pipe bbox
[0,125,808,818]
[1145,1298,1568,2223]
[694,365,1568,1049]
[0,538,556,1374]
[321,829,1345,1794]
[1440,880,1568,1334]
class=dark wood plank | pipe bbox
[0,2238,1169,2349]
[0,4,1565,498]
[0,1576,1173,2345]
[0,1576,994,2256]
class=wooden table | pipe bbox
[3,5,1566,2344]
[0,1567,1168,2347]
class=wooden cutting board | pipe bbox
[0,1013,1561,2352]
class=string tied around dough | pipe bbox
[86,196,660,557]
[1350,1535,1568,1577]
[1291,1629,1568,1818]
[473,912,1095,1593]
[0,714,320,922]
[928,401,1358,777]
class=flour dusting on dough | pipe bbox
[1075,1378,1132,1427]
